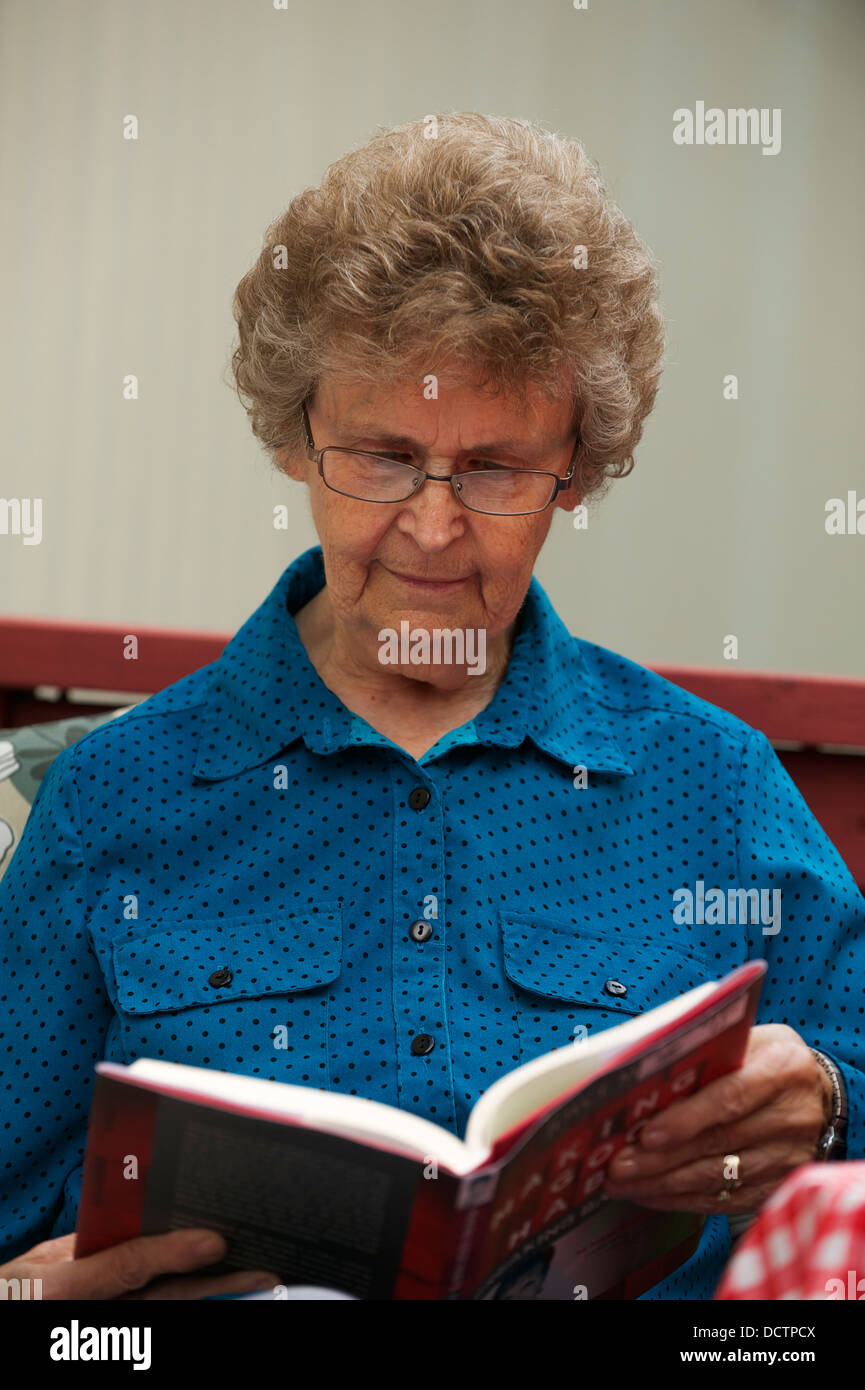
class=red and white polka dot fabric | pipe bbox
[716,1162,865,1300]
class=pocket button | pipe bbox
[604,978,627,997]
[208,967,233,988]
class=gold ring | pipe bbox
[723,1153,742,1190]
[717,1154,743,1201]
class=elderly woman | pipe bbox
[1,112,862,1302]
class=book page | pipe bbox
[117,1059,473,1173]
[139,1094,423,1299]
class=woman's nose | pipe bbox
[399,471,467,537]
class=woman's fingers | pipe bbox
[605,1135,822,1216]
[631,1025,812,1158]
[607,1094,823,1184]
[1,1229,279,1300]
[606,1139,802,1198]
[118,1268,279,1302]
[61,1229,230,1300]
[77,1230,278,1301]
[13,1233,77,1266]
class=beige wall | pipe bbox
[1,0,863,675]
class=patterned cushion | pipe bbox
[0,707,133,881]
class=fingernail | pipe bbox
[193,1232,226,1257]
[613,1154,637,1172]
[243,1272,279,1291]
[642,1128,667,1147]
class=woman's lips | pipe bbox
[386,569,472,592]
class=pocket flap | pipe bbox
[111,910,342,1015]
[501,911,712,1017]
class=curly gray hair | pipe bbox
[229,111,665,502]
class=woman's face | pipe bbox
[281,371,580,656]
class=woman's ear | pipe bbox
[555,486,584,514]
[275,445,307,483]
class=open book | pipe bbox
[75,959,766,1300]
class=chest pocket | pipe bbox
[108,908,342,1088]
[500,910,715,1064]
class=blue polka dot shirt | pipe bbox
[1,543,863,1300]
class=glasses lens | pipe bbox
[320,450,558,514]
[457,470,557,515]
[321,449,421,502]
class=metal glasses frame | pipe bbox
[300,400,580,516]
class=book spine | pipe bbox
[74,1076,159,1258]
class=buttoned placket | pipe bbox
[389,757,459,1134]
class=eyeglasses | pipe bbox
[300,401,579,516]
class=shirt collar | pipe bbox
[193,545,634,781]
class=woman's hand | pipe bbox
[604,1024,834,1214]
[0,1229,279,1300]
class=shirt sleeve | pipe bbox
[0,745,112,1259]
[735,727,865,1161]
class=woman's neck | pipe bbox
[293,586,516,759]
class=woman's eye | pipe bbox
[373,454,520,472]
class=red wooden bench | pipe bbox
[1,616,863,893]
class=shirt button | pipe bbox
[410,1033,435,1055]
[409,919,433,943]
[604,978,627,997]
[408,787,431,810]
[209,968,233,988]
